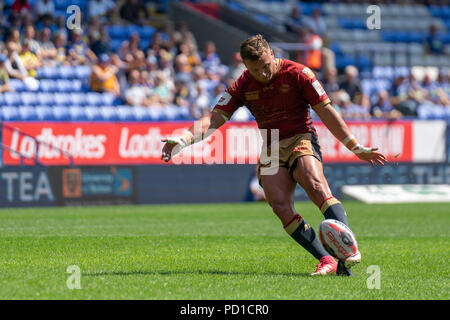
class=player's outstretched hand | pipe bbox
[161,139,179,162]
[352,146,387,167]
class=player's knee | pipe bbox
[269,201,292,216]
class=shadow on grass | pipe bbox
[84,270,311,278]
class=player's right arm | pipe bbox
[161,108,230,162]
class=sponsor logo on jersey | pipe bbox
[312,80,326,96]
[302,67,315,79]
[217,92,232,106]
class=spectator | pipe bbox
[226,52,246,81]
[151,71,173,106]
[38,27,57,65]
[297,28,322,72]
[119,0,149,25]
[389,75,420,116]
[91,27,112,56]
[23,25,41,56]
[371,90,402,120]
[201,41,227,76]
[19,39,42,78]
[53,31,69,65]
[11,0,31,21]
[285,6,303,34]
[304,8,327,38]
[339,65,370,108]
[0,54,12,93]
[33,0,55,21]
[7,28,22,51]
[124,69,153,107]
[424,24,445,55]
[174,80,190,108]
[190,82,212,119]
[322,67,340,95]
[52,15,68,39]
[90,53,120,96]
[335,90,370,120]
[88,0,115,20]
[172,21,198,51]
[120,33,146,71]
[68,28,97,65]
[4,41,28,80]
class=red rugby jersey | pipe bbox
[214,59,331,140]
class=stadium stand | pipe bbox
[0,0,448,123]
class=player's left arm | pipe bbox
[313,103,387,167]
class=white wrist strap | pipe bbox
[167,131,194,148]
[351,144,372,154]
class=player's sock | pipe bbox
[284,214,330,260]
[320,197,349,227]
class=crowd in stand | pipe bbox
[0,0,449,121]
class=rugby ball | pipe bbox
[319,219,358,261]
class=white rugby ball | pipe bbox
[319,219,358,261]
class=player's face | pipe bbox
[243,50,278,83]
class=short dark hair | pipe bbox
[240,34,270,61]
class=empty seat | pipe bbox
[147,106,166,121]
[85,106,102,121]
[116,105,135,121]
[35,105,55,121]
[1,106,20,121]
[75,66,91,79]
[99,106,119,121]
[56,79,82,92]
[101,92,118,105]
[37,92,55,105]
[4,92,22,105]
[18,105,38,121]
[69,105,88,121]
[58,66,76,79]
[53,105,71,121]
[9,79,26,92]
[21,92,37,106]
[53,92,71,105]
[39,79,57,92]
[85,92,103,106]
[69,92,87,106]
[132,106,151,121]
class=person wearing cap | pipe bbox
[0,54,12,93]
[90,53,120,96]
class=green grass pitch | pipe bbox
[0,202,448,300]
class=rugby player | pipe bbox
[161,35,387,276]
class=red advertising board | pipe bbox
[2,121,413,166]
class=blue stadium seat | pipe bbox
[53,93,71,105]
[86,92,103,106]
[39,79,57,92]
[107,25,129,39]
[56,79,82,92]
[139,26,156,38]
[132,106,152,121]
[37,66,59,79]
[101,93,118,106]
[69,92,87,106]
[99,106,119,121]
[163,106,182,121]
[148,107,166,121]
[35,105,55,121]
[58,66,76,79]
[4,92,22,105]
[1,106,20,121]
[18,105,38,121]
[69,105,88,121]
[9,79,26,92]
[85,106,102,121]
[37,92,55,106]
[53,106,71,121]
[20,92,37,106]
[75,66,92,79]
[116,105,135,121]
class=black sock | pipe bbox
[284,214,330,260]
[320,197,349,227]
